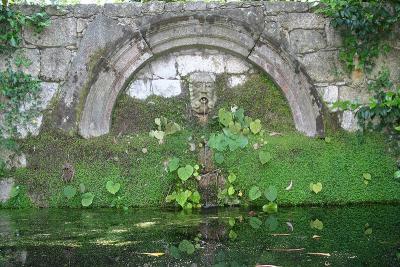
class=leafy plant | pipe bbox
[149,116,182,144]
[178,239,195,255]
[9,185,19,198]
[248,186,262,201]
[310,182,323,194]
[310,219,324,230]
[318,0,400,72]
[63,185,76,200]
[259,150,272,165]
[363,173,372,185]
[218,172,243,206]
[106,180,121,195]
[81,192,94,207]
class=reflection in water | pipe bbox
[0,205,399,266]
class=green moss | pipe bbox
[216,73,296,133]
[112,94,190,135]
[5,127,399,208]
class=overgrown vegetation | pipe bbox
[318,0,400,72]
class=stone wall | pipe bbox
[1,1,399,138]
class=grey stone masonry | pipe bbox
[1,1,398,139]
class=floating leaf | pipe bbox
[176,190,191,208]
[165,191,177,203]
[394,170,400,180]
[266,216,279,231]
[325,137,332,143]
[264,186,278,202]
[168,157,180,172]
[177,165,194,182]
[228,186,235,196]
[63,185,77,200]
[249,186,262,201]
[364,227,373,235]
[310,219,323,230]
[228,218,236,227]
[250,119,262,134]
[106,181,121,195]
[259,151,272,165]
[262,202,278,214]
[81,192,94,207]
[228,173,237,183]
[249,217,262,229]
[178,240,195,255]
[310,182,323,194]
[169,245,181,259]
[214,152,224,164]
[229,230,238,240]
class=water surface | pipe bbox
[1,205,399,266]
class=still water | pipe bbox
[0,205,399,266]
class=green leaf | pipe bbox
[154,118,161,126]
[265,216,279,231]
[169,245,181,259]
[165,191,177,202]
[264,186,278,202]
[249,217,262,229]
[363,173,372,181]
[364,227,372,235]
[394,170,400,180]
[325,137,332,143]
[81,192,94,207]
[262,202,278,214]
[310,219,323,230]
[176,190,191,208]
[150,130,165,140]
[214,152,224,164]
[190,191,201,204]
[229,230,237,240]
[228,186,235,196]
[178,240,195,255]
[310,182,323,194]
[165,122,181,135]
[259,151,272,165]
[177,165,194,182]
[79,183,86,193]
[249,119,262,134]
[228,218,236,227]
[218,108,233,127]
[9,186,20,198]
[228,173,237,183]
[168,157,180,172]
[106,181,121,195]
[63,185,77,200]
[249,186,262,201]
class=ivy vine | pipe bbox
[318,0,400,72]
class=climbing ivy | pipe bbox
[318,0,400,72]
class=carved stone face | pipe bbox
[188,73,217,116]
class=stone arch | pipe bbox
[57,11,324,138]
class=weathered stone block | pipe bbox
[176,55,225,76]
[127,80,152,100]
[165,2,183,12]
[298,50,341,82]
[23,17,77,47]
[0,48,40,77]
[264,1,309,15]
[184,1,207,11]
[150,55,177,79]
[40,48,71,81]
[0,178,14,203]
[152,79,181,97]
[341,110,358,132]
[104,3,141,17]
[73,4,101,18]
[289,29,326,54]
[228,75,247,87]
[225,57,250,74]
[142,1,164,14]
[278,13,326,31]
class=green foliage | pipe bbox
[310,182,323,194]
[81,192,94,207]
[310,219,324,230]
[0,5,50,53]
[262,202,278,214]
[318,0,400,72]
[150,116,182,144]
[248,186,261,201]
[168,157,180,172]
[106,180,121,195]
[264,186,277,202]
[177,165,193,182]
[63,185,76,200]
[218,172,243,206]
[258,150,272,165]
[178,239,195,255]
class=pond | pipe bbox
[1,205,399,266]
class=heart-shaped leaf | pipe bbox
[228,218,236,227]
[106,181,121,195]
[81,192,94,207]
[176,190,192,207]
[168,157,180,172]
[214,152,224,164]
[363,173,372,181]
[262,202,278,214]
[178,165,194,182]
[165,122,181,135]
[259,151,272,165]
[250,119,262,134]
[249,186,262,201]
[229,230,238,240]
[79,183,86,193]
[265,216,279,231]
[228,173,237,183]
[63,185,76,200]
[249,217,262,229]
[178,240,195,255]
[264,186,278,202]
[310,182,322,194]
[189,191,201,204]
[218,108,233,127]
[310,219,323,230]
[228,186,235,196]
